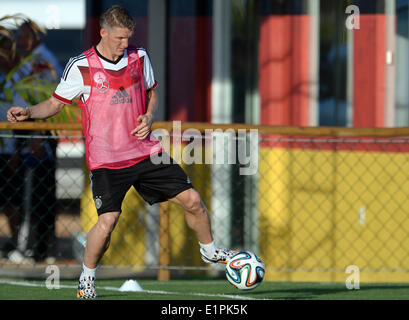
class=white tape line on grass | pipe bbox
[0,280,265,300]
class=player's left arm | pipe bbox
[131,49,158,140]
[131,89,157,140]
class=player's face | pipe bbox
[102,26,133,58]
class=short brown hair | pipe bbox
[100,5,135,31]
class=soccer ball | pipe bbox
[225,251,265,290]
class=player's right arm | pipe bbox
[7,96,65,123]
[7,52,86,123]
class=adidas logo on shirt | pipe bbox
[110,87,133,105]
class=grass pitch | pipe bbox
[0,278,408,300]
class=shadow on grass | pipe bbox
[240,283,409,300]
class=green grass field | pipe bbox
[0,278,408,300]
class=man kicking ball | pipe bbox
[7,5,237,299]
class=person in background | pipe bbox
[10,19,62,262]
[17,19,63,80]
[0,31,24,261]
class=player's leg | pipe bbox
[77,211,120,299]
[169,188,213,244]
[83,211,121,268]
[169,188,238,264]
[136,155,238,264]
[77,167,131,299]
[77,211,121,299]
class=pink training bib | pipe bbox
[80,46,162,170]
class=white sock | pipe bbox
[199,241,217,258]
[81,263,97,280]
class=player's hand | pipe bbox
[7,106,30,123]
[130,114,153,140]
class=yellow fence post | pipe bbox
[158,201,170,281]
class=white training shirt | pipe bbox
[53,46,157,105]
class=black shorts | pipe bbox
[89,155,193,215]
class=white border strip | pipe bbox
[0,280,269,300]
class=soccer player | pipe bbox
[7,5,237,299]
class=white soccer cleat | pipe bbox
[77,276,97,299]
[200,248,239,264]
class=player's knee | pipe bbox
[97,212,119,234]
[183,189,203,213]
